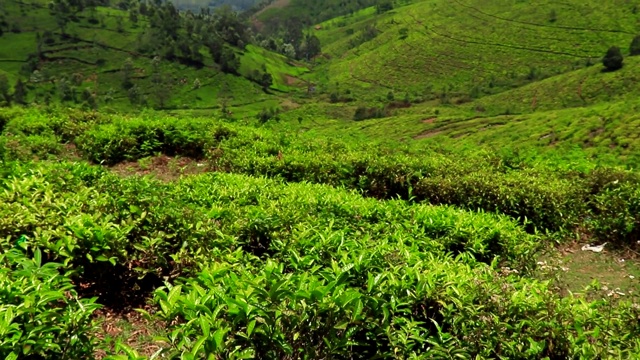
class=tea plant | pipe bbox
[0,246,101,359]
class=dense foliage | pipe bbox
[4,0,640,355]
[0,247,100,359]
[3,108,639,246]
[1,108,640,357]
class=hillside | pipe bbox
[0,0,306,111]
[173,0,259,11]
[285,56,640,167]
[310,0,639,102]
[5,0,640,358]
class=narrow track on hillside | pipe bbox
[408,14,595,59]
[44,56,97,65]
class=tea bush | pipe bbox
[0,162,539,276]
[0,247,101,359]
[151,257,640,359]
[4,108,640,247]
[0,159,640,357]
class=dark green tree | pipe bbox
[127,85,141,105]
[213,5,248,47]
[206,34,225,63]
[219,47,240,74]
[49,0,70,35]
[13,79,27,105]
[129,8,139,24]
[82,88,97,109]
[0,74,10,105]
[121,58,134,89]
[260,73,273,90]
[376,0,393,14]
[150,57,171,108]
[630,35,640,56]
[302,34,322,60]
[57,77,74,102]
[603,46,624,71]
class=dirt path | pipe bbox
[110,155,210,182]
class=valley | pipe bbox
[2,0,640,358]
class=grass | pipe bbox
[541,244,640,297]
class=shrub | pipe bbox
[630,35,640,56]
[0,247,100,359]
[603,46,624,71]
[353,106,387,121]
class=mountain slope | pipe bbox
[0,0,306,110]
[311,0,640,102]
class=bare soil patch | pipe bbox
[110,155,210,181]
[281,98,301,110]
[414,130,443,139]
[284,74,299,86]
[94,308,168,359]
[540,242,640,299]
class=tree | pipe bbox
[603,46,624,71]
[302,35,321,60]
[13,79,27,105]
[116,17,124,33]
[282,43,296,59]
[260,73,273,90]
[0,74,10,105]
[121,58,134,89]
[129,8,139,24]
[213,5,248,47]
[218,81,233,118]
[127,85,141,105]
[56,77,74,102]
[82,88,97,109]
[49,0,70,35]
[71,72,84,87]
[150,57,171,108]
[219,47,240,74]
[206,34,224,63]
[376,0,393,14]
[630,35,640,56]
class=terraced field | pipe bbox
[312,0,639,101]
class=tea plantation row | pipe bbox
[2,108,639,245]
[1,161,640,358]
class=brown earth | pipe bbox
[109,155,210,181]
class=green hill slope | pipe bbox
[0,0,307,110]
[311,0,639,102]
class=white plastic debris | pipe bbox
[581,243,607,253]
[630,275,636,280]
